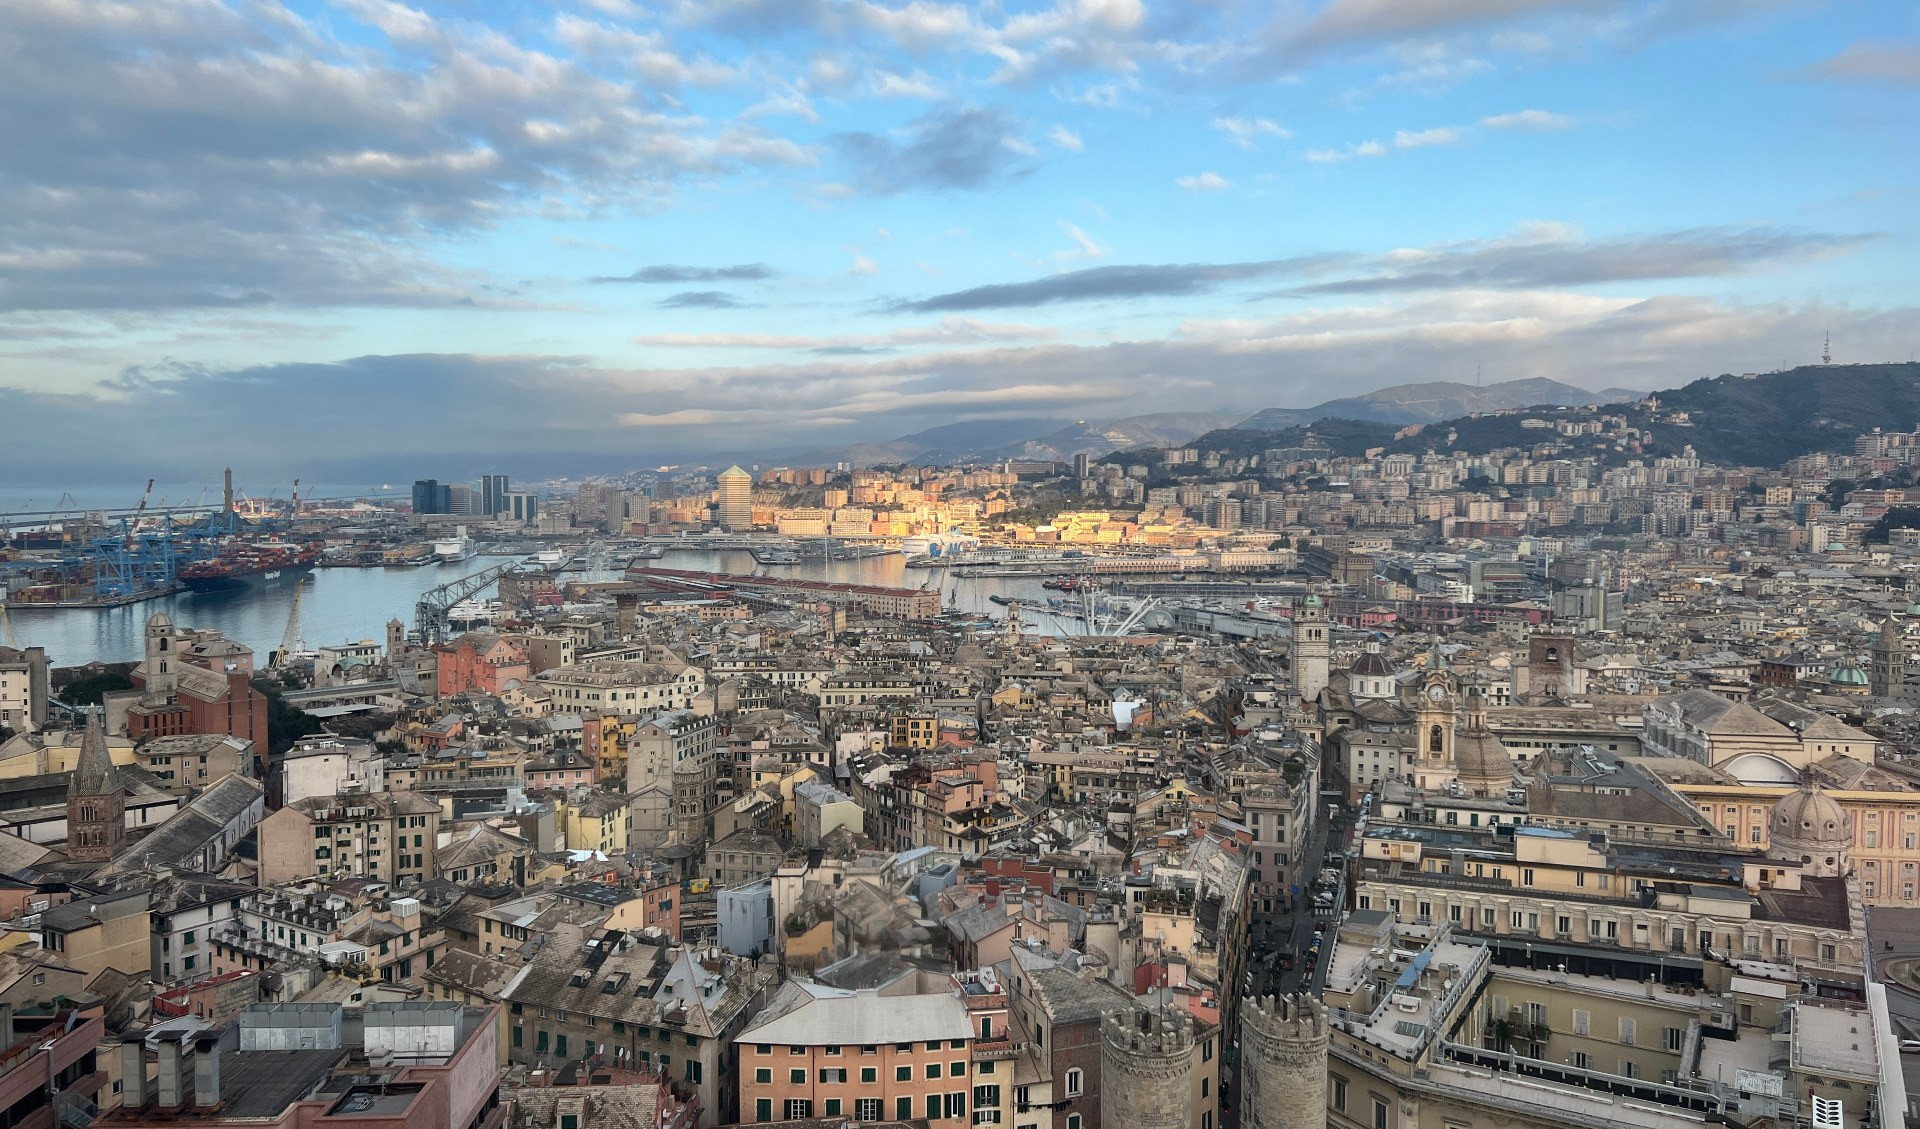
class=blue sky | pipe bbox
[2,0,1918,478]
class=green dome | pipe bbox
[1829,663,1870,686]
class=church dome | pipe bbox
[1904,601,1920,618]
[1828,662,1870,687]
[1770,782,1849,845]
[1454,731,1514,796]
[1352,647,1394,678]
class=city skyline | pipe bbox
[2,0,1917,477]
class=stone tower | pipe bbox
[386,617,408,659]
[1100,1006,1196,1129]
[1871,619,1906,699]
[1241,994,1330,1129]
[1291,593,1330,703]
[66,711,126,863]
[142,611,180,704]
[1412,652,1457,791]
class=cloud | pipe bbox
[1280,225,1871,297]
[633,319,1060,349]
[1048,124,1084,150]
[1056,221,1110,261]
[871,69,945,98]
[1482,109,1578,130]
[889,223,1867,314]
[0,0,813,314]
[1212,116,1290,149]
[1176,172,1232,191]
[849,248,879,275]
[1282,0,1612,57]
[592,264,775,284]
[891,257,1333,312]
[1394,127,1461,148]
[1305,140,1386,162]
[837,105,1033,194]
[657,290,750,308]
[1799,41,1920,86]
[12,289,1920,477]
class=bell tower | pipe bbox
[1414,652,1457,790]
[1291,593,1330,703]
[66,711,125,863]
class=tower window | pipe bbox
[1429,726,1443,753]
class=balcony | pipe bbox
[972,1036,1023,1061]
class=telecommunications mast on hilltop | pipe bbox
[1823,331,1832,366]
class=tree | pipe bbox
[251,677,324,756]
[1867,507,1920,544]
[58,670,133,708]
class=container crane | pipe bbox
[272,577,307,667]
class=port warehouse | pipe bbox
[623,567,942,620]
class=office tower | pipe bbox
[446,484,478,515]
[716,465,753,531]
[481,474,509,516]
[411,479,449,515]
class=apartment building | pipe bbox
[536,660,707,714]
[736,982,976,1127]
[256,792,442,885]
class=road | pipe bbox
[1247,800,1350,998]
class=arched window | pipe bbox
[1429,725,1444,753]
[1544,647,1559,663]
[1064,1068,1083,1096]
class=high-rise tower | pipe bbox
[716,466,753,531]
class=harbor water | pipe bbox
[5,549,1071,667]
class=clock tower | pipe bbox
[1413,652,1457,791]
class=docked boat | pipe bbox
[180,542,320,592]
[434,530,477,562]
[751,547,802,565]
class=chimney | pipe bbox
[121,1041,152,1111]
[0,1002,12,1046]
[194,1034,222,1109]
[223,468,234,515]
[156,1033,195,1109]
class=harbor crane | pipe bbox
[414,558,535,647]
[272,577,307,668]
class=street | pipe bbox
[1247,796,1351,998]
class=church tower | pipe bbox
[1872,620,1906,699]
[1291,593,1330,703]
[66,711,125,863]
[1413,652,1457,791]
[142,611,180,705]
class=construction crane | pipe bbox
[414,558,532,647]
[272,578,307,667]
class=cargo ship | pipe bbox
[179,542,320,592]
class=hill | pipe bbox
[1648,363,1920,467]
[1236,377,1632,431]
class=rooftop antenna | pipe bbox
[1822,331,1831,366]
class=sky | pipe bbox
[2,0,1918,482]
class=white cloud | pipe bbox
[871,69,944,99]
[1482,109,1578,130]
[1056,220,1110,261]
[1212,116,1290,149]
[1176,171,1232,191]
[1395,126,1461,148]
[1305,140,1386,162]
[849,247,879,275]
[1048,124,1084,150]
